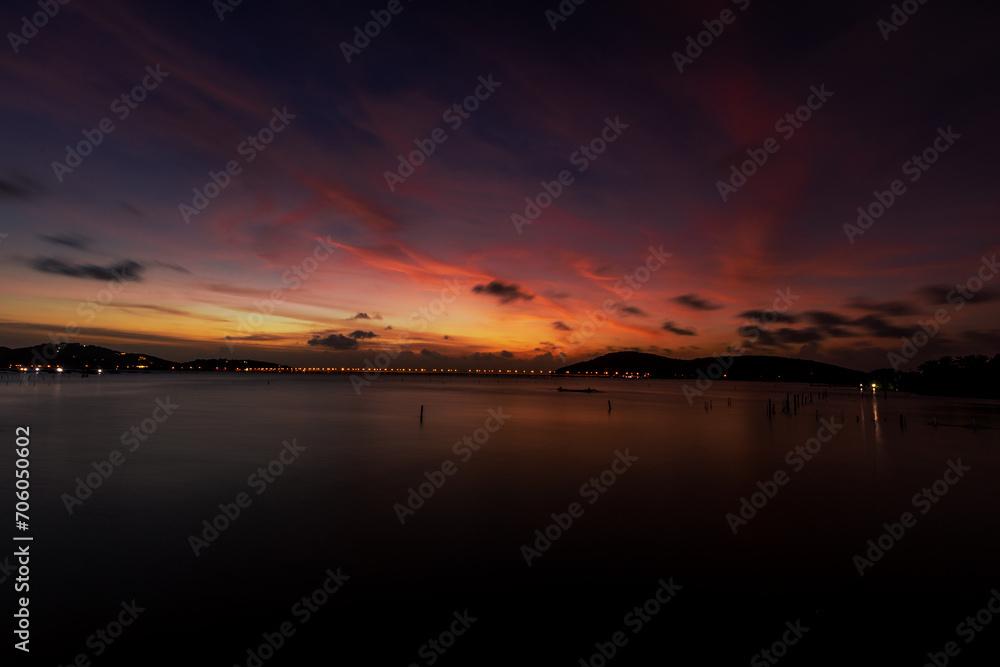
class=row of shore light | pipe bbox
[17,367,103,373]
[277,368,557,373]
[11,366,559,373]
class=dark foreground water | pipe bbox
[1,372,999,665]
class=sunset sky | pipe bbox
[1,0,997,371]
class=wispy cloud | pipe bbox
[662,321,696,336]
[39,233,90,250]
[672,294,722,311]
[30,258,144,282]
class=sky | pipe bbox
[0,0,997,371]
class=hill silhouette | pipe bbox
[0,342,285,371]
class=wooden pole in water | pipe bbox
[608,400,611,412]
[420,405,424,422]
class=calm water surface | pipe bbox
[1,373,998,665]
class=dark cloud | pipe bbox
[968,289,999,304]
[0,175,45,200]
[825,327,855,338]
[153,261,192,274]
[964,330,1000,347]
[308,334,358,350]
[472,280,533,304]
[552,321,572,331]
[202,282,265,297]
[348,330,378,340]
[107,303,228,322]
[39,233,90,250]
[30,258,144,282]
[662,321,696,336]
[740,324,843,347]
[500,350,514,358]
[849,315,912,338]
[914,285,1000,305]
[225,334,285,341]
[738,325,782,348]
[350,312,382,320]
[917,285,952,305]
[844,298,919,316]
[619,306,647,317]
[803,311,849,326]
[0,322,211,346]
[801,311,890,339]
[118,200,143,217]
[0,179,32,199]
[774,327,826,344]
[738,310,798,324]
[672,294,722,311]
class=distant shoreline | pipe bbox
[5,369,998,402]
